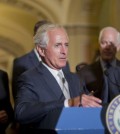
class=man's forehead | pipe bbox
[48,29,69,41]
[101,33,117,42]
[56,34,68,40]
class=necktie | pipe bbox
[102,62,111,103]
[57,71,70,99]
[106,62,111,69]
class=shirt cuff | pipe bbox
[64,99,69,107]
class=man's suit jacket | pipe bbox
[12,50,70,100]
[106,66,120,101]
[12,50,39,99]
[0,70,14,133]
[15,62,83,129]
[77,59,120,102]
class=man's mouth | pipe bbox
[103,51,112,55]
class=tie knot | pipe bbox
[57,71,70,99]
[57,71,65,84]
[57,71,63,79]
[105,62,111,69]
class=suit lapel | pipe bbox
[107,66,120,101]
[63,71,79,98]
[37,63,65,99]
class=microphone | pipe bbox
[104,69,120,87]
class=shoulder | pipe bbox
[0,70,8,81]
[19,63,42,79]
[14,50,35,63]
[89,60,101,69]
[0,70,7,76]
[64,71,80,82]
[68,71,78,77]
[14,52,31,63]
[77,64,91,75]
[83,60,101,71]
[77,60,102,78]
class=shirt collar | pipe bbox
[34,48,42,61]
[42,62,63,78]
[100,57,116,71]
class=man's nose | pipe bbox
[107,42,111,46]
[105,42,112,48]
[61,46,67,53]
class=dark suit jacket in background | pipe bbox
[12,50,70,100]
[15,62,84,129]
[12,50,39,99]
[0,70,14,133]
[106,66,120,101]
[77,59,120,102]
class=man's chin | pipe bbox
[60,63,66,68]
[103,57,113,61]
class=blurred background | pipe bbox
[0,0,120,103]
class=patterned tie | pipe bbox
[57,71,70,99]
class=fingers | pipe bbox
[89,95,102,104]
[81,94,102,107]
[69,94,102,107]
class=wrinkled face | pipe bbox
[99,29,118,62]
[39,28,69,70]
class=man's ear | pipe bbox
[36,45,45,56]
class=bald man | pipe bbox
[77,26,120,104]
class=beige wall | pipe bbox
[65,25,99,71]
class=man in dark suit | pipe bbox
[0,70,14,134]
[77,26,120,104]
[12,20,70,100]
[12,20,50,100]
[14,23,102,133]
[105,66,120,101]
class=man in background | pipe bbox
[0,70,14,134]
[12,20,51,100]
[77,26,120,104]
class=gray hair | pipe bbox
[34,23,66,48]
[98,26,120,45]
